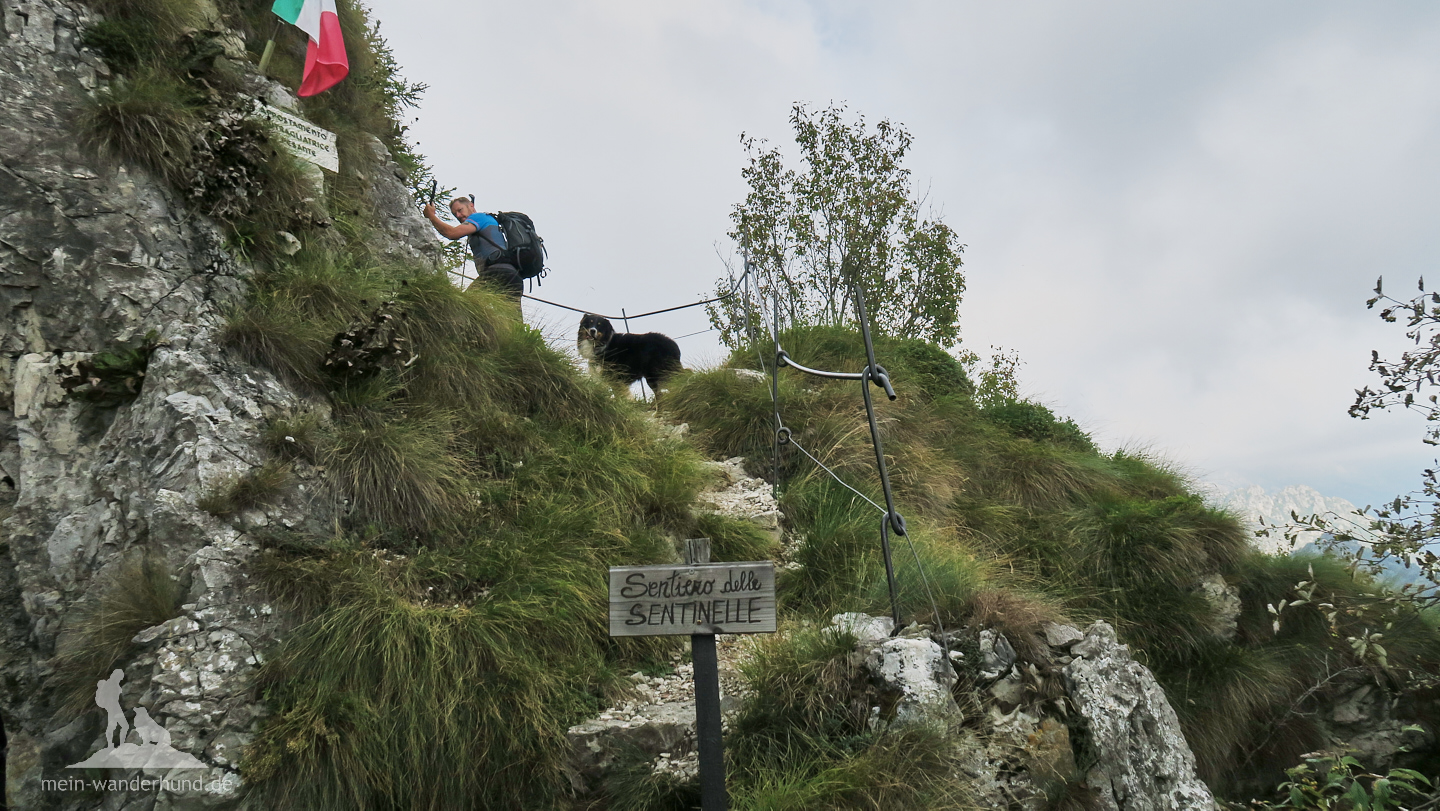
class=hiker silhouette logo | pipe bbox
[65,669,206,770]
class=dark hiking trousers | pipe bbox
[469,262,523,299]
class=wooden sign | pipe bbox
[250,101,340,173]
[609,561,776,637]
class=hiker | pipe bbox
[424,197,524,299]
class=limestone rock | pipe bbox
[0,2,323,806]
[361,134,437,262]
[831,612,894,644]
[565,701,697,793]
[1043,622,1085,648]
[696,457,782,541]
[1195,574,1241,641]
[1062,622,1215,810]
[864,636,963,731]
[979,628,1017,681]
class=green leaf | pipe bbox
[1388,768,1429,785]
[1347,779,1371,809]
[1371,778,1390,808]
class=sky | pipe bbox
[364,1,1440,509]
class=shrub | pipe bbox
[983,398,1096,452]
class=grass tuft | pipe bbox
[80,68,200,186]
[263,410,325,463]
[197,460,293,517]
[52,552,182,716]
[321,401,471,533]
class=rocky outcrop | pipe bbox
[0,1,432,808]
[1061,622,1216,810]
[696,457,782,545]
[863,635,963,731]
[1195,574,1241,641]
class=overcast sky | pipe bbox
[364,1,1440,509]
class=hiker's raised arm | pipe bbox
[423,203,478,241]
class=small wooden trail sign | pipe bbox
[609,540,775,811]
[608,561,776,637]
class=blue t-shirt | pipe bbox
[464,212,507,263]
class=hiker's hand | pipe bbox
[422,203,437,220]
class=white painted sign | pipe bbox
[250,102,339,173]
[609,561,777,637]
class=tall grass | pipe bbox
[80,68,200,186]
[721,625,977,810]
[52,553,182,715]
[663,324,1440,800]
[229,248,713,808]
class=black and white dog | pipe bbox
[577,313,683,393]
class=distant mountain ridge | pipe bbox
[1197,482,1359,554]
[1198,482,1431,585]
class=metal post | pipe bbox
[769,288,784,499]
[850,269,903,630]
[684,539,728,811]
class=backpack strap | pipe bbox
[471,215,509,264]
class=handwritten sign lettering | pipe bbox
[609,562,776,637]
[249,102,339,173]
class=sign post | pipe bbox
[608,541,777,811]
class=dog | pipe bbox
[577,313,683,394]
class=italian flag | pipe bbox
[271,0,349,97]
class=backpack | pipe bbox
[475,211,548,284]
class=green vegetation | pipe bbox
[73,0,1440,807]
[234,271,711,807]
[708,102,966,349]
[52,553,182,715]
[662,325,1440,799]
[80,68,202,186]
[1242,750,1432,810]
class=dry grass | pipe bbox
[52,552,181,716]
[197,460,293,517]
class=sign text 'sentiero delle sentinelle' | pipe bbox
[608,562,776,637]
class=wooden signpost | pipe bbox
[609,540,776,811]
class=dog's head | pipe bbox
[577,313,615,351]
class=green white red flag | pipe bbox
[271,0,349,97]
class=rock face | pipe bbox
[863,636,963,731]
[1061,622,1216,811]
[0,2,433,808]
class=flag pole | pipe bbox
[256,19,283,74]
[258,40,276,73]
